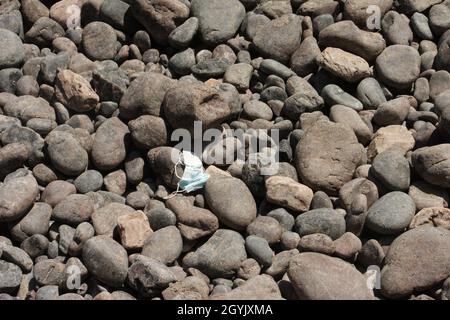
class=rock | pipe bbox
[295,120,365,195]
[163,82,231,134]
[0,28,24,69]
[147,147,182,189]
[295,208,346,240]
[253,14,302,64]
[182,229,246,278]
[41,180,76,208]
[0,260,22,294]
[141,226,182,264]
[410,207,450,230]
[74,170,103,194]
[322,84,363,111]
[381,11,413,45]
[318,20,385,61]
[367,125,415,161]
[411,12,434,40]
[191,0,245,46]
[168,17,199,48]
[260,59,295,79]
[265,249,299,278]
[282,76,324,121]
[131,0,190,46]
[10,203,51,242]
[429,0,450,36]
[127,255,176,297]
[82,21,118,61]
[381,226,450,299]
[117,211,153,250]
[298,233,335,255]
[166,196,219,241]
[265,176,313,213]
[370,148,410,191]
[329,105,372,145]
[237,258,261,280]
[55,69,99,112]
[52,194,95,226]
[333,232,362,260]
[210,275,282,300]
[25,17,65,46]
[91,69,129,103]
[0,174,39,222]
[316,47,372,83]
[267,208,295,231]
[412,144,450,188]
[375,45,421,89]
[104,170,127,195]
[82,236,128,287]
[290,36,320,76]
[0,245,33,273]
[162,276,210,300]
[128,115,168,151]
[224,63,253,91]
[146,207,177,231]
[92,117,129,171]
[288,253,374,300]
[373,97,411,127]
[245,235,274,267]
[247,216,283,245]
[357,239,385,267]
[366,192,416,235]
[91,203,135,237]
[205,175,256,231]
[408,181,449,211]
[357,77,387,109]
[45,131,88,176]
[33,259,65,287]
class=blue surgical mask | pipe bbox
[177,151,209,193]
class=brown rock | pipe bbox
[409,207,450,230]
[266,176,313,213]
[210,275,283,300]
[117,210,153,250]
[55,69,99,112]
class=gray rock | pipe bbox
[382,11,413,45]
[357,77,387,109]
[329,105,372,145]
[366,192,416,235]
[288,252,374,299]
[10,203,51,242]
[0,260,22,294]
[295,120,365,195]
[92,117,129,171]
[371,149,410,191]
[146,207,177,231]
[375,45,421,89]
[0,174,39,222]
[411,12,434,40]
[412,144,450,188]
[205,174,257,231]
[245,235,274,267]
[45,131,88,176]
[182,229,247,278]
[290,36,320,77]
[141,226,182,265]
[211,274,282,300]
[131,0,190,46]
[267,208,295,231]
[322,84,363,111]
[318,20,385,61]
[74,170,104,194]
[253,14,302,64]
[169,48,196,76]
[82,21,118,61]
[127,255,176,297]
[52,194,95,226]
[168,17,199,48]
[373,97,411,126]
[82,236,128,287]
[295,208,346,240]
[191,0,245,46]
[25,17,64,46]
[381,226,450,299]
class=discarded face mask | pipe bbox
[175,151,210,194]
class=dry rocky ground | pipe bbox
[1,0,450,300]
